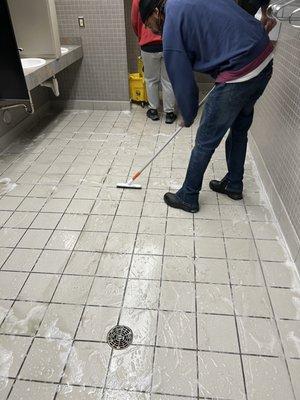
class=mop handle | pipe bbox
[131,88,214,182]
[132,126,183,181]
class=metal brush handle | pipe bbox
[130,87,215,183]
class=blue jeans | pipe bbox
[177,62,273,208]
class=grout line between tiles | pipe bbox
[149,119,175,396]
[213,161,248,400]
[191,130,201,400]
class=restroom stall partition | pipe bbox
[124,0,140,74]
[8,0,61,59]
[0,0,31,112]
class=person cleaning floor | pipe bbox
[132,0,177,124]
[139,0,275,213]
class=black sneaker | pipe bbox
[147,109,159,121]
[165,112,177,124]
[164,192,199,213]
[209,179,243,200]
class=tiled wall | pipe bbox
[250,23,300,264]
[0,87,49,142]
[54,0,129,102]
[0,108,26,141]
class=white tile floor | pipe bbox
[0,107,299,400]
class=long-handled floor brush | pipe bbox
[117,87,214,190]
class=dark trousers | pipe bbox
[177,62,273,208]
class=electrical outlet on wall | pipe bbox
[78,16,85,28]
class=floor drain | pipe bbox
[107,325,133,350]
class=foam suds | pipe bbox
[0,178,17,195]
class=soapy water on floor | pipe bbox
[0,348,12,388]
[0,179,17,196]
[0,107,299,399]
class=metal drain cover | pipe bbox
[107,325,133,350]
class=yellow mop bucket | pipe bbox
[129,73,148,106]
[129,56,148,107]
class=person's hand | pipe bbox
[261,15,277,33]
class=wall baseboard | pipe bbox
[249,134,300,269]
[52,100,131,111]
[0,102,51,151]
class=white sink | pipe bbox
[21,58,46,69]
[61,47,69,55]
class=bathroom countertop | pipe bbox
[23,45,83,91]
